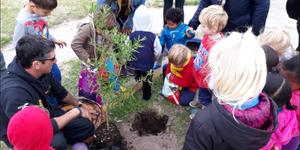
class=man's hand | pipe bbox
[54,39,67,48]
[80,107,97,122]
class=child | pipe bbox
[128,5,162,100]
[7,106,54,150]
[13,0,66,83]
[183,30,277,149]
[258,29,298,62]
[71,9,116,62]
[155,8,194,69]
[71,8,118,101]
[162,44,198,106]
[261,73,298,150]
[262,45,279,72]
[191,5,228,107]
[279,54,300,150]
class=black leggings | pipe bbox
[135,70,153,100]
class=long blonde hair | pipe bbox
[207,29,267,106]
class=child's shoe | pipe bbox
[153,63,162,70]
[189,107,198,119]
[189,100,201,108]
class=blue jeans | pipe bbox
[180,88,196,106]
[163,0,185,25]
[198,88,212,106]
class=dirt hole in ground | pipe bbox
[131,109,169,136]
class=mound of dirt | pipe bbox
[90,122,126,150]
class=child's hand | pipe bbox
[186,27,195,38]
[54,39,67,48]
[121,28,132,35]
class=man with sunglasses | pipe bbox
[0,36,95,150]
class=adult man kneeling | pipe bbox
[0,35,95,150]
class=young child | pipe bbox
[13,0,66,83]
[191,5,228,107]
[258,29,298,62]
[280,54,300,150]
[262,45,279,72]
[128,5,162,100]
[71,9,116,62]
[155,8,194,69]
[162,44,198,106]
[183,30,277,149]
[71,9,118,101]
[261,73,298,150]
[7,106,54,150]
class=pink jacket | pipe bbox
[291,90,300,135]
[260,107,298,150]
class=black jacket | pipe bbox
[188,0,270,36]
[286,0,300,20]
[183,94,278,150]
[0,59,68,144]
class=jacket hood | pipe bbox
[7,106,53,150]
[132,5,152,32]
[210,93,278,149]
[7,58,41,84]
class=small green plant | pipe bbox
[87,4,141,128]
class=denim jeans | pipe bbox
[198,88,212,106]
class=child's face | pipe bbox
[200,24,217,35]
[166,21,178,29]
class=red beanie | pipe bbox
[7,106,54,150]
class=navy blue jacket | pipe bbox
[188,0,270,36]
[129,31,156,71]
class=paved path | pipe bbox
[2,0,298,66]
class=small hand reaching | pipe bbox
[54,39,67,48]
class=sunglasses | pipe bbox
[37,55,56,62]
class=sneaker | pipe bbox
[189,113,195,119]
[189,108,198,119]
[189,100,201,108]
[153,63,162,70]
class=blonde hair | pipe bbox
[208,29,267,105]
[258,29,292,57]
[168,44,192,67]
[199,5,228,32]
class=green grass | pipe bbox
[0,0,92,48]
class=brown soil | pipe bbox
[89,122,126,150]
[118,109,179,150]
[131,109,169,136]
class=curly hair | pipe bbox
[165,8,184,24]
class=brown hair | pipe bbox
[30,0,57,10]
